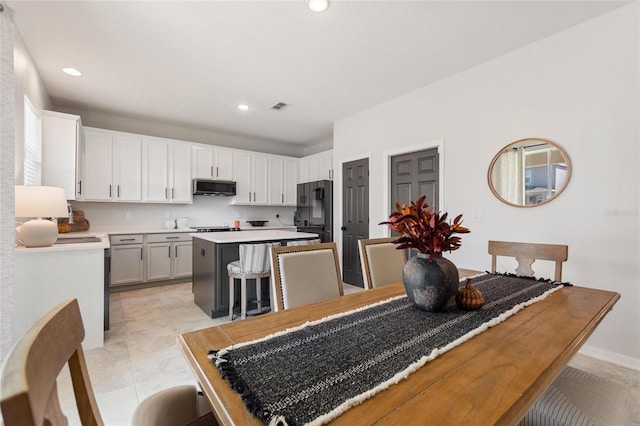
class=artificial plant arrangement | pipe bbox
[379,195,470,260]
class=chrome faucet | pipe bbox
[67,203,74,224]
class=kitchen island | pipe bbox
[192,230,319,318]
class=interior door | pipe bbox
[342,158,369,286]
[390,148,439,258]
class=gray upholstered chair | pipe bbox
[519,366,631,425]
[227,242,280,320]
[358,237,406,289]
[489,241,630,425]
[488,240,568,281]
[270,242,344,311]
[0,299,215,426]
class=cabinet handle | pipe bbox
[165,188,167,198]
[211,166,214,177]
[200,248,205,256]
[168,246,171,258]
[119,238,135,242]
[248,192,251,202]
[78,180,82,195]
[216,166,219,177]
[140,248,143,260]
[117,185,120,197]
[253,192,256,202]
[109,185,112,197]
[281,194,284,203]
[175,246,178,257]
[166,236,180,239]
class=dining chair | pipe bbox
[270,242,344,311]
[358,237,406,289]
[0,299,216,426]
[488,240,568,281]
[228,242,280,320]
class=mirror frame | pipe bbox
[487,138,571,208]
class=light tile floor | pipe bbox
[56,282,638,425]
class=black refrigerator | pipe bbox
[295,180,333,242]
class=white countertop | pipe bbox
[15,234,110,253]
[191,230,318,244]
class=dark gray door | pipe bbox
[342,158,369,286]
[390,148,439,258]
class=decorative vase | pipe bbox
[402,253,460,312]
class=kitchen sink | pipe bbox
[55,237,102,244]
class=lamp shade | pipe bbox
[15,185,68,218]
[15,186,68,247]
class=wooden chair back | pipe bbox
[1,299,103,426]
[358,238,406,289]
[488,240,568,281]
[270,242,344,311]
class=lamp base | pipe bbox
[16,218,59,247]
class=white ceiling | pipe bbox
[9,0,628,147]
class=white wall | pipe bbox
[333,5,639,368]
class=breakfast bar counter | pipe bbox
[192,230,319,318]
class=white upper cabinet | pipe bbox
[269,156,297,206]
[41,111,81,200]
[298,150,333,183]
[232,151,269,205]
[82,127,142,202]
[192,145,234,180]
[142,138,192,203]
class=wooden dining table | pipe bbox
[178,275,619,425]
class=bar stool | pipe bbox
[227,242,280,320]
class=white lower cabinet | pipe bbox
[110,233,192,287]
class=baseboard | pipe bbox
[579,344,640,371]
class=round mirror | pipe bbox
[488,138,571,207]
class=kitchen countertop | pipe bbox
[191,230,318,244]
[15,234,110,252]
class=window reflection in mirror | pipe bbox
[488,138,571,207]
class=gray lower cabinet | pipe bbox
[110,232,192,287]
[110,235,144,286]
[146,234,193,281]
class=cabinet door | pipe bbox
[192,146,213,178]
[83,130,113,201]
[110,244,144,286]
[268,157,284,205]
[42,111,81,200]
[283,158,298,205]
[173,241,193,278]
[146,242,172,281]
[143,138,169,202]
[252,154,269,204]
[317,151,333,180]
[170,143,192,203]
[214,149,234,180]
[298,157,310,184]
[114,135,142,201]
[234,151,253,204]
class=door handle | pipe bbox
[341,226,347,231]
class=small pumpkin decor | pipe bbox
[455,278,485,311]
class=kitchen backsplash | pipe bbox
[70,197,296,229]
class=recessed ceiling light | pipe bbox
[238,104,250,111]
[309,0,329,12]
[62,67,82,77]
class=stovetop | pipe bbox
[190,226,242,233]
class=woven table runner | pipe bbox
[210,274,567,426]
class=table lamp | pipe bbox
[15,185,68,247]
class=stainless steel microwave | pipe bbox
[192,179,236,196]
